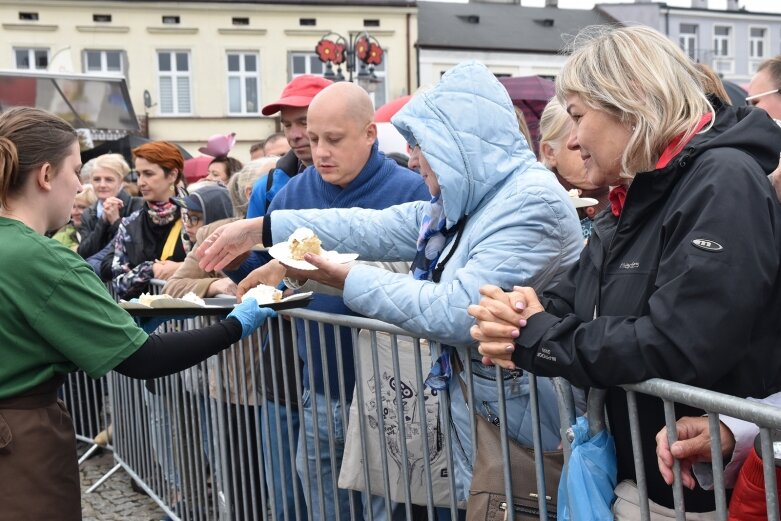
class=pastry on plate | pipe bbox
[288,227,322,260]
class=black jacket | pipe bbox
[98,207,186,283]
[514,101,781,511]
[77,189,144,259]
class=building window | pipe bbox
[679,23,698,61]
[93,14,112,23]
[712,25,733,74]
[227,52,260,115]
[157,51,192,115]
[162,15,180,25]
[15,48,48,70]
[83,50,124,74]
[290,52,324,78]
[749,27,768,74]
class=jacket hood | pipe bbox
[392,61,537,228]
[190,183,234,225]
[688,100,781,174]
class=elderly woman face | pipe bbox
[90,167,121,202]
[545,122,601,192]
[408,146,440,196]
[565,94,631,187]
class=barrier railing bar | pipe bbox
[412,337,436,519]
[662,399,686,521]
[706,412,728,520]
[625,390,651,521]
[760,427,780,521]
[390,333,415,520]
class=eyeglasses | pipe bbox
[745,88,781,106]
[181,211,201,226]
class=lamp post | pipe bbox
[315,31,383,91]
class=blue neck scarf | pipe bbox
[410,195,447,281]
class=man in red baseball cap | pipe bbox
[241,74,332,521]
[246,75,332,218]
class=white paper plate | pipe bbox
[571,197,598,209]
[119,298,218,309]
[267,241,358,271]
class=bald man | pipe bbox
[197,82,429,520]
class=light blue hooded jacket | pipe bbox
[269,60,583,500]
[270,61,582,346]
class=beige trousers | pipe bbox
[612,480,719,521]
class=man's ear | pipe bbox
[366,122,377,143]
[37,162,54,191]
[540,142,557,169]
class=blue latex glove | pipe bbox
[227,297,277,339]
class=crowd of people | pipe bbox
[1,22,781,521]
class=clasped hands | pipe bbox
[467,285,545,370]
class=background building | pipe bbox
[416,1,615,86]
[597,0,781,84]
[0,0,417,158]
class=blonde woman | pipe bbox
[77,153,144,259]
[538,98,610,240]
[470,25,781,518]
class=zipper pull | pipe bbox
[499,502,508,521]
[482,401,500,426]
[510,371,520,395]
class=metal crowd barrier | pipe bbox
[61,370,112,464]
[70,278,781,520]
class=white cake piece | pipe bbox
[138,293,172,307]
[180,291,206,307]
[288,227,322,260]
[243,284,283,304]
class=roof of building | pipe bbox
[596,1,780,18]
[100,0,416,5]
[418,2,617,53]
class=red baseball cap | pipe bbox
[261,75,333,116]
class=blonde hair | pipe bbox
[513,106,534,150]
[75,184,98,207]
[226,157,278,218]
[695,63,731,105]
[557,25,713,178]
[92,153,130,181]
[538,99,572,169]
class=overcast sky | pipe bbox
[420,0,781,13]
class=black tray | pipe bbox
[120,295,312,318]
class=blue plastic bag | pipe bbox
[557,415,617,521]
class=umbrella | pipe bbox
[498,76,556,153]
[723,80,748,107]
[184,156,213,184]
[80,135,192,166]
[374,95,412,123]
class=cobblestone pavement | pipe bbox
[79,445,167,521]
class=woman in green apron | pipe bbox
[0,106,273,521]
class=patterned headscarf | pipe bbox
[410,195,447,281]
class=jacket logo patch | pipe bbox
[691,239,723,252]
[619,261,640,270]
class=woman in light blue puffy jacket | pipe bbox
[226,61,585,504]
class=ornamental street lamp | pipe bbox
[315,31,383,91]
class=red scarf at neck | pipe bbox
[609,112,713,217]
